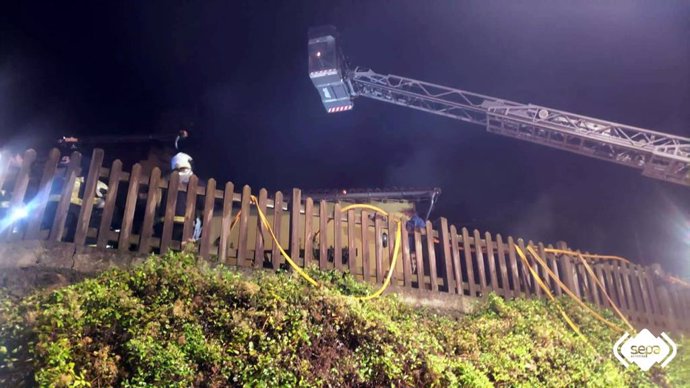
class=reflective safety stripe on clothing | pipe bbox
[158,216,187,223]
[71,177,84,205]
[70,177,107,206]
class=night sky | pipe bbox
[1,1,689,277]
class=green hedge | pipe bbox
[0,250,686,387]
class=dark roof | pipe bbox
[298,187,441,202]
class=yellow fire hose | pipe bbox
[545,248,631,265]
[312,213,438,247]
[224,198,651,340]
[530,247,630,332]
[545,248,690,289]
[513,244,588,343]
[515,245,634,335]
[575,252,635,331]
[248,196,402,300]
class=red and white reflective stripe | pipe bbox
[309,69,338,77]
[327,105,353,113]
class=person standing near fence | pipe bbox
[57,140,111,243]
[401,208,425,274]
[156,148,206,244]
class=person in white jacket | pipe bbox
[158,151,204,242]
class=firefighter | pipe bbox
[401,208,425,274]
[404,209,426,232]
[156,151,204,244]
[58,140,111,243]
[171,151,194,184]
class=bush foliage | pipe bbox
[0,250,686,387]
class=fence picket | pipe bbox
[290,189,302,266]
[319,200,328,270]
[347,209,357,276]
[26,148,60,239]
[4,149,37,241]
[440,219,454,294]
[414,228,424,291]
[450,226,464,295]
[473,230,487,294]
[50,152,82,242]
[271,191,283,270]
[401,224,412,288]
[486,232,498,293]
[612,262,629,312]
[620,262,639,323]
[593,263,608,308]
[160,171,180,254]
[10,149,37,209]
[253,188,267,268]
[546,244,561,296]
[538,243,550,293]
[361,210,370,282]
[374,215,384,284]
[587,258,608,308]
[676,290,686,321]
[557,245,579,299]
[237,185,251,266]
[74,149,104,246]
[495,234,510,298]
[303,197,314,267]
[462,228,476,297]
[388,216,397,286]
[573,251,592,301]
[181,176,199,244]
[117,163,140,251]
[138,167,161,254]
[635,265,654,326]
[95,160,123,248]
[334,202,343,271]
[507,237,521,297]
[644,271,663,328]
[525,241,540,297]
[425,221,439,292]
[655,285,677,332]
[219,182,235,264]
[517,239,534,296]
[199,179,216,259]
[677,291,685,330]
[672,288,690,331]
[628,265,646,326]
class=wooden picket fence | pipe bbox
[1,148,689,334]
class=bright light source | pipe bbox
[316,51,321,57]
[9,206,29,222]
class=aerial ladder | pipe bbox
[307,26,690,187]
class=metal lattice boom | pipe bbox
[349,68,690,186]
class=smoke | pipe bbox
[384,145,444,188]
[0,64,13,135]
[501,193,556,245]
[0,59,57,149]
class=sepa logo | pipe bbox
[613,329,677,371]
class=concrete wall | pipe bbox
[0,240,148,297]
[0,240,479,316]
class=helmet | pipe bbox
[171,152,193,171]
[95,181,108,209]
